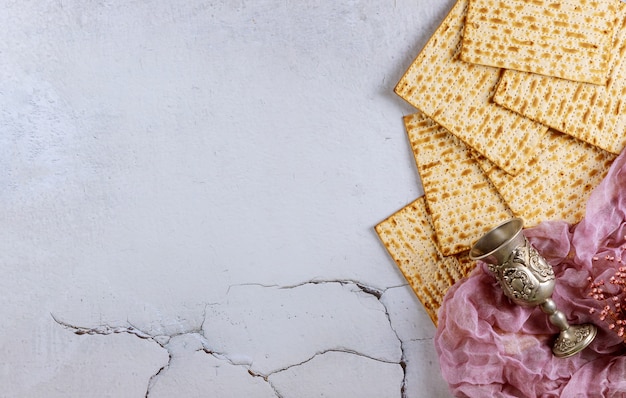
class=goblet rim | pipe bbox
[469,217,524,261]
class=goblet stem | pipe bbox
[539,296,597,358]
[540,298,569,331]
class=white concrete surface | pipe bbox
[1,1,456,396]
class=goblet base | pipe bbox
[552,324,597,358]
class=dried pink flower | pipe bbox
[588,255,626,342]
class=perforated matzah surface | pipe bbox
[493,2,626,155]
[472,130,616,227]
[375,197,475,326]
[404,112,513,256]
[461,0,618,85]
[395,0,548,176]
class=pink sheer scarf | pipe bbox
[435,148,626,397]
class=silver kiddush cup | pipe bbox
[470,218,597,358]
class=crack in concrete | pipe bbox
[346,283,409,398]
[352,285,409,398]
[52,279,411,398]
[51,312,217,397]
[196,347,283,398]
[51,314,153,339]
[235,280,409,398]
[227,279,410,396]
[273,347,400,375]
[226,279,407,295]
[51,313,284,397]
[238,348,403,398]
[52,314,173,397]
[144,352,171,398]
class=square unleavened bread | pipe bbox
[473,129,616,227]
[375,197,475,325]
[395,0,548,176]
[461,0,619,85]
[404,112,513,256]
[493,2,626,155]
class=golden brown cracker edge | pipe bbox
[375,197,475,325]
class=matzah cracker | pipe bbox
[473,130,616,227]
[375,197,475,325]
[493,2,626,154]
[405,112,513,256]
[395,0,548,176]
[461,0,619,85]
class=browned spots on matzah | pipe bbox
[394,0,547,176]
[375,197,476,326]
[472,129,616,227]
[461,0,618,84]
[493,2,626,155]
[404,112,512,256]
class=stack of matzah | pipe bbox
[377,0,624,325]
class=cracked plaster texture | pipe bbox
[1,0,455,396]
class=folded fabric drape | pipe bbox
[436,148,626,397]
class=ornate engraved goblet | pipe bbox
[470,218,597,358]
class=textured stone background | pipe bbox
[1,1,455,396]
